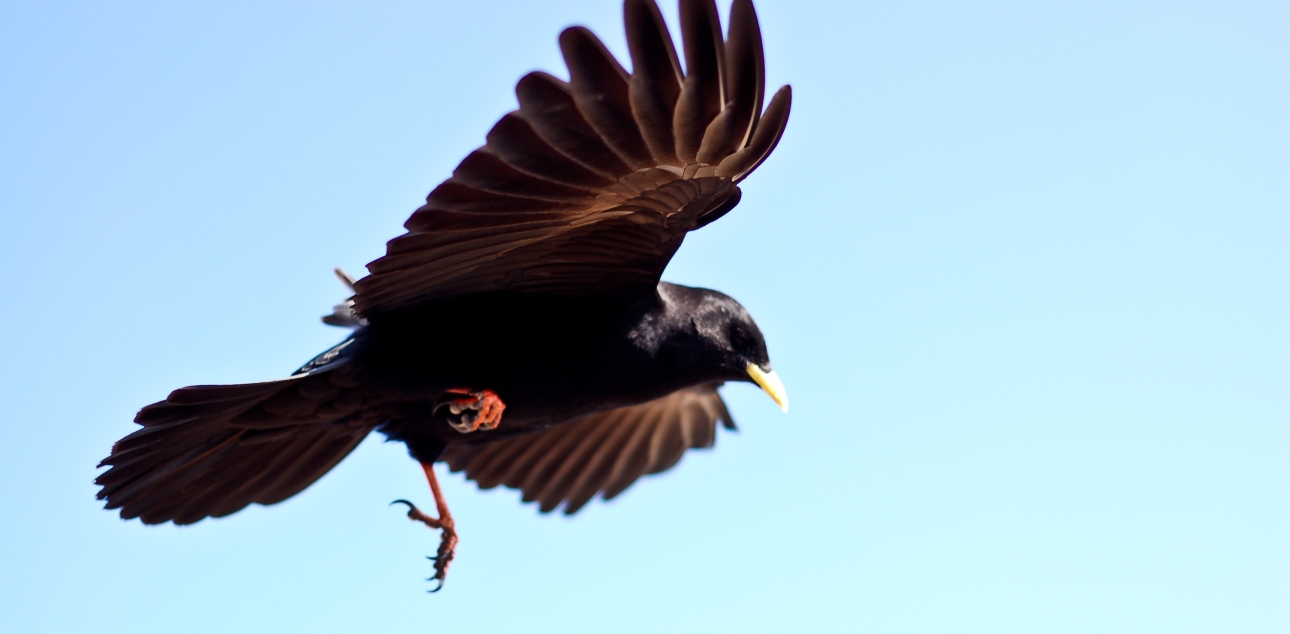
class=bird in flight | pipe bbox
[97,0,791,591]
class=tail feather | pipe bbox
[98,370,373,525]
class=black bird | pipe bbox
[96,0,791,590]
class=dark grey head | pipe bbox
[649,282,788,411]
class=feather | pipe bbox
[96,372,373,525]
[351,0,790,316]
[443,385,731,515]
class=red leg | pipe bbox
[391,462,458,592]
[437,388,506,433]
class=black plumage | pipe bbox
[97,0,791,587]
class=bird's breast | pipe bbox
[356,291,677,434]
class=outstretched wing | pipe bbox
[441,385,734,515]
[353,0,790,317]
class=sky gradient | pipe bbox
[1,0,1286,631]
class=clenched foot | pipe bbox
[436,388,506,433]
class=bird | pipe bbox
[96,0,791,592]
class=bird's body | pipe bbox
[323,283,766,457]
[97,0,792,589]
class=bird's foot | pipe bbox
[391,499,457,592]
[436,388,506,433]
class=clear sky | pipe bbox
[1,0,1286,632]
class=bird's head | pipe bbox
[655,283,788,413]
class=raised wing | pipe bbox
[353,0,790,317]
[441,385,734,514]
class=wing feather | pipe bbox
[353,0,790,317]
[697,0,764,163]
[442,385,733,515]
[625,0,684,165]
[561,27,656,170]
[517,72,631,177]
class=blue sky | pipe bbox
[1,0,1285,631]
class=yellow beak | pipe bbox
[746,363,789,413]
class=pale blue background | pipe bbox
[1,0,1286,632]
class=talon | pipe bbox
[399,462,460,593]
[435,388,506,434]
[391,499,426,521]
[427,579,444,593]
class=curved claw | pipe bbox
[395,466,458,594]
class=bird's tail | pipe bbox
[96,369,372,525]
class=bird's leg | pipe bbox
[391,462,458,592]
[435,388,506,433]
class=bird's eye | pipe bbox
[728,324,754,353]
